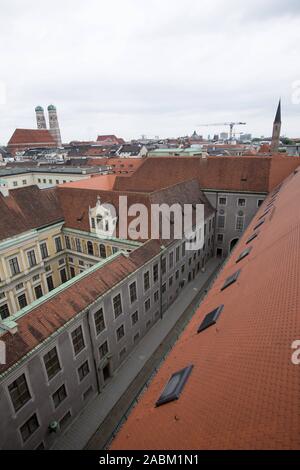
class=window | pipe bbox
[169,252,174,269]
[153,264,159,283]
[38,178,41,183]
[112,246,119,254]
[99,244,106,258]
[217,233,224,244]
[236,247,252,263]
[46,276,54,291]
[116,324,125,342]
[65,236,71,250]
[34,285,43,299]
[94,308,105,335]
[55,237,63,252]
[161,283,166,294]
[257,199,264,207]
[217,215,225,229]
[246,231,259,244]
[8,374,31,412]
[15,282,24,290]
[176,246,180,262]
[18,293,27,309]
[58,258,65,266]
[22,180,27,185]
[161,257,166,275]
[71,325,85,355]
[144,271,150,291]
[221,270,241,291]
[175,270,179,280]
[181,265,185,273]
[99,341,108,360]
[0,303,10,319]
[131,311,138,325]
[154,290,159,302]
[40,242,48,259]
[59,411,71,430]
[156,365,193,407]
[238,198,246,207]
[20,414,39,443]
[49,179,53,184]
[78,361,90,381]
[219,196,227,205]
[52,384,67,409]
[45,265,51,272]
[236,215,244,231]
[182,242,186,257]
[70,267,75,278]
[76,238,82,252]
[197,305,224,333]
[43,179,46,184]
[145,298,151,312]
[56,180,59,184]
[60,268,67,283]
[129,282,137,303]
[169,276,173,287]
[9,257,20,276]
[44,347,61,380]
[113,293,122,318]
[13,181,18,187]
[87,241,94,256]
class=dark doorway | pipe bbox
[230,238,239,252]
[102,363,111,382]
[216,248,223,258]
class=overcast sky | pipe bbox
[0,0,300,143]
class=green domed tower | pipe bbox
[47,104,62,146]
[35,105,47,129]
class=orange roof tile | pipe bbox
[111,165,300,450]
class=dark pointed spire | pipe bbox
[274,99,281,124]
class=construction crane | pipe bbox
[198,122,246,141]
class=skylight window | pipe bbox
[221,270,241,291]
[246,231,259,244]
[155,365,193,407]
[197,305,224,333]
[236,247,252,263]
[253,219,265,231]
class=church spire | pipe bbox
[270,99,281,153]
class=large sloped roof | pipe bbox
[111,165,300,450]
[7,129,56,146]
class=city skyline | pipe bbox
[1,0,300,143]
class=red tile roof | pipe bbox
[114,156,300,193]
[87,158,144,173]
[0,241,162,376]
[0,186,63,241]
[96,135,125,145]
[111,166,300,450]
[7,129,56,146]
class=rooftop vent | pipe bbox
[236,247,252,263]
[221,270,241,291]
[155,365,193,407]
[253,219,265,231]
[197,305,224,333]
[246,231,259,244]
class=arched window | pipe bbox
[99,244,106,258]
[87,241,94,256]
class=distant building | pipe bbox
[271,100,281,153]
[96,135,125,146]
[7,129,56,156]
[48,105,62,147]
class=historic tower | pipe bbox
[270,100,281,153]
[35,106,47,129]
[47,104,62,147]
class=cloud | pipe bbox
[0,0,300,143]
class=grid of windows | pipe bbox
[131,311,139,325]
[113,294,122,318]
[78,361,90,381]
[144,271,150,291]
[43,347,61,380]
[94,308,105,335]
[20,414,39,443]
[9,257,20,276]
[153,264,159,283]
[71,326,85,355]
[116,324,125,342]
[55,237,63,252]
[99,341,108,359]
[40,242,48,259]
[8,374,31,412]
[52,384,67,409]
[129,282,137,303]
[0,303,10,319]
[27,250,37,268]
[18,293,27,309]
